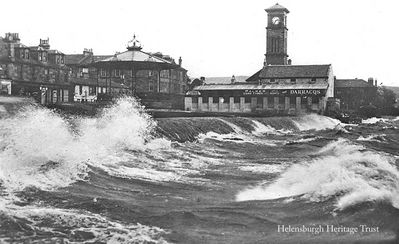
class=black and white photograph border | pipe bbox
[0,0,398,243]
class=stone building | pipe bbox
[66,36,188,109]
[184,3,335,114]
[334,78,377,111]
[0,33,71,104]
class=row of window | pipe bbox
[193,96,320,104]
[98,68,184,81]
[19,49,65,64]
[267,78,317,84]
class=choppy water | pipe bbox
[0,97,398,243]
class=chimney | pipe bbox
[4,33,20,58]
[83,48,93,56]
[288,59,292,65]
[178,56,182,67]
[4,33,20,43]
[39,38,50,50]
[367,77,374,86]
[231,75,236,83]
[374,79,378,86]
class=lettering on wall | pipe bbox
[242,89,324,96]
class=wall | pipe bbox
[185,95,323,115]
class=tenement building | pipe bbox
[185,3,335,114]
[0,33,71,103]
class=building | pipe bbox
[335,78,377,111]
[0,33,71,104]
[66,35,188,109]
[184,3,334,114]
[65,48,117,102]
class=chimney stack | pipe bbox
[178,56,182,67]
[288,59,292,65]
[39,38,50,50]
[367,77,374,86]
[83,48,93,56]
[375,79,378,86]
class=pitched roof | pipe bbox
[194,83,328,91]
[99,50,174,64]
[247,64,331,81]
[335,79,375,88]
[265,3,289,13]
[204,76,249,84]
[65,54,111,66]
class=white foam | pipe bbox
[236,139,399,210]
[293,114,340,131]
[251,120,291,135]
[357,134,386,142]
[0,200,170,243]
[239,163,288,174]
[362,116,399,124]
[362,117,387,124]
[0,97,173,192]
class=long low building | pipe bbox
[185,64,334,115]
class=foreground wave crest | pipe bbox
[236,138,399,210]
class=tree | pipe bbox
[374,86,397,115]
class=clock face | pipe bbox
[272,16,280,25]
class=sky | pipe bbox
[1,0,399,86]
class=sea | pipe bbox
[0,96,398,243]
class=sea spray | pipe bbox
[236,138,399,210]
[292,114,340,131]
[0,105,88,191]
[0,97,167,192]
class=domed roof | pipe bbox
[265,3,289,13]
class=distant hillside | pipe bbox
[386,86,399,98]
[204,76,249,84]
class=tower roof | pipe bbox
[265,3,289,13]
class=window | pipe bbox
[192,96,198,103]
[44,69,49,75]
[100,69,106,77]
[312,96,319,104]
[114,69,121,77]
[270,78,276,83]
[60,56,64,64]
[290,96,296,105]
[202,96,208,103]
[149,81,154,91]
[25,50,29,59]
[279,96,285,104]
[20,50,25,59]
[43,52,47,62]
[290,78,296,83]
[244,96,251,103]
[309,78,316,84]
[82,68,89,74]
[89,86,96,95]
[56,56,60,64]
[213,97,219,103]
[223,96,229,103]
[234,96,240,103]
[268,96,274,107]
[79,85,83,95]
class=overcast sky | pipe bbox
[2,0,399,85]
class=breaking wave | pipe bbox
[236,138,399,210]
[0,97,166,192]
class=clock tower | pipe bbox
[265,3,289,65]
